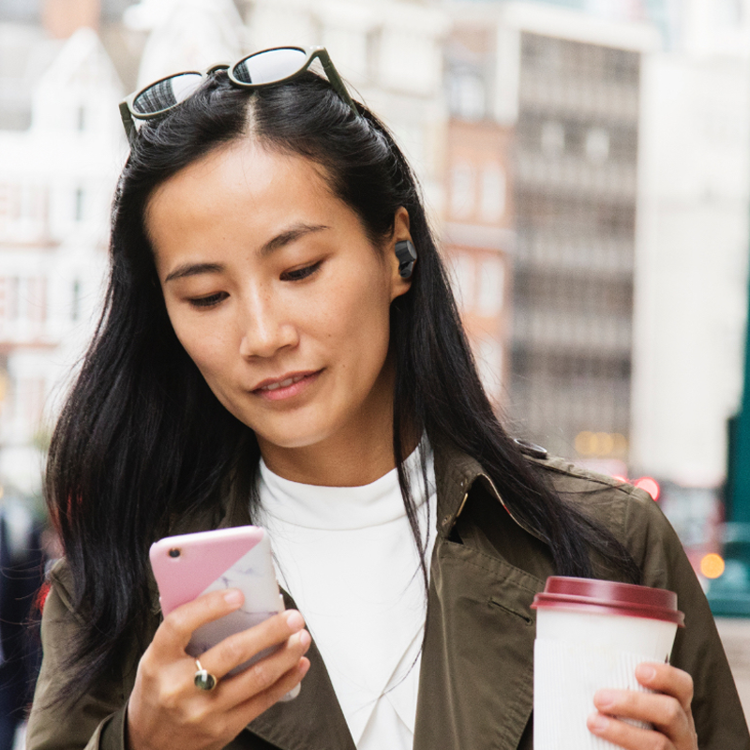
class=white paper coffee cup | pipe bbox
[531,576,684,750]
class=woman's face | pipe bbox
[147,139,411,471]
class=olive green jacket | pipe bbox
[27,444,750,750]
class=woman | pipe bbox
[27,47,746,750]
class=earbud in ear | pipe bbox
[395,239,417,279]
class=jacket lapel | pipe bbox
[413,535,543,750]
[412,442,547,750]
[246,590,356,750]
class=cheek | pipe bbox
[326,275,392,373]
[167,309,236,387]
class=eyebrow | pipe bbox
[259,223,329,257]
[164,262,224,284]
[163,223,330,283]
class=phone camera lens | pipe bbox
[168,548,181,558]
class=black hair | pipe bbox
[45,70,640,702]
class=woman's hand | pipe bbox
[127,589,311,750]
[586,662,698,750]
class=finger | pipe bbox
[219,626,311,704]
[200,610,306,680]
[152,589,245,655]
[593,689,693,747]
[587,712,677,750]
[229,657,310,728]
[636,663,694,714]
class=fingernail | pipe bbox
[588,712,609,733]
[224,589,243,606]
[594,689,616,708]
[292,629,311,648]
[637,664,657,682]
[285,610,304,630]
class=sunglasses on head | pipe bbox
[119,45,358,145]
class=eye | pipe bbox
[281,261,322,282]
[188,291,228,309]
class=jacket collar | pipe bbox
[432,438,482,534]
[431,438,544,543]
[217,437,525,538]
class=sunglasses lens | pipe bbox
[232,48,307,85]
[132,72,203,115]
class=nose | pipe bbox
[238,284,298,359]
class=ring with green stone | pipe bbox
[194,659,218,691]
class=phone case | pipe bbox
[150,525,299,696]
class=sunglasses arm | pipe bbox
[119,100,137,147]
[317,53,358,116]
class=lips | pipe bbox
[257,373,308,392]
[251,370,321,399]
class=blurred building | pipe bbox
[512,29,642,464]
[123,0,245,87]
[2,0,749,505]
[240,0,450,216]
[631,1,750,489]
[0,0,453,493]
[0,8,124,494]
[443,27,513,405]
[446,1,657,462]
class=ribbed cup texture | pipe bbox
[534,639,652,749]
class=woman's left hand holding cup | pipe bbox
[586,662,698,750]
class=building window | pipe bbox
[477,256,505,316]
[480,164,506,222]
[541,121,565,156]
[366,28,381,81]
[473,335,503,399]
[0,278,6,323]
[450,161,475,219]
[10,377,47,434]
[0,276,47,326]
[8,277,19,321]
[29,276,47,323]
[0,184,19,222]
[586,128,610,163]
[72,279,81,321]
[75,188,84,222]
[451,252,475,310]
[449,72,485,121]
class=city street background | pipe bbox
[1,0,750,736]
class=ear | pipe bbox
[389,207,414,301]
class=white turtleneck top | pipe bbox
[253,443,437,750]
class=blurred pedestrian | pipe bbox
[0,502,44,750]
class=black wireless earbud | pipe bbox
[395,239,417,279]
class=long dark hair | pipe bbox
[46,70,639,701]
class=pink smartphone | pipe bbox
[149,525,300,698]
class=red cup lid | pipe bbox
[531,576,685,627]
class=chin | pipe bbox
[250,418,340,452]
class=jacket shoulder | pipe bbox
[526,452,692,585]
[46,557,78,615]
[530,452,640,496]
[528,453,655,541]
